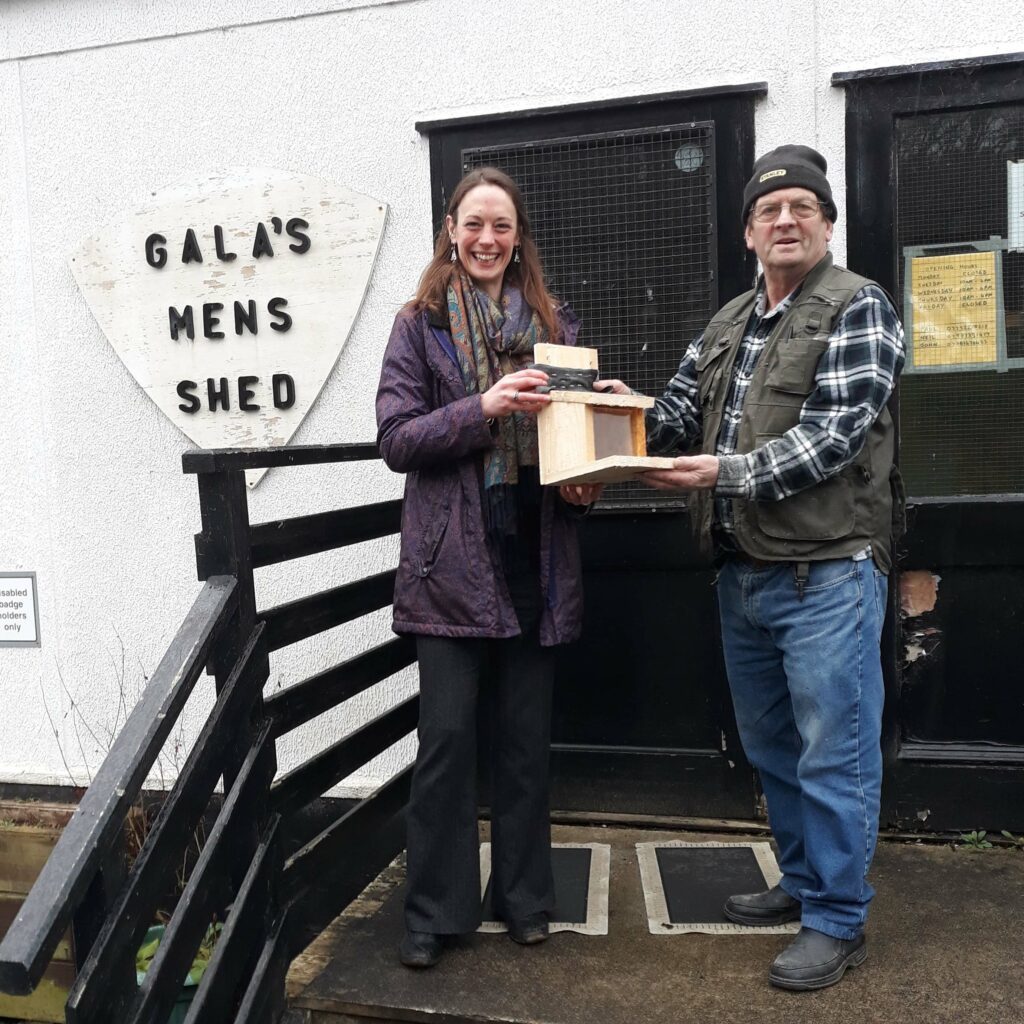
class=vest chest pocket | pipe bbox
[696,334,735,410]
[764,335,830,397]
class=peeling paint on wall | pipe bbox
[904,627,942,665]
[900,571,942,665]
[900,570,941,617]
[755,793,768,821]
[905,643,925,663]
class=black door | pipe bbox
[420,85,765,818]
[839,54,1024,832]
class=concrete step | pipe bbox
[286,822,1024,1024]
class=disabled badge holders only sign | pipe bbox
[70,168,388,485]
[0,572,41,648]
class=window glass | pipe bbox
[464,124,717,506]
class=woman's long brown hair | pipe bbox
[410,167,560,341]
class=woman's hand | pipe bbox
[559,483,604,506]
[481,368,551,418]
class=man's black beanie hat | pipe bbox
[742,144,838,223]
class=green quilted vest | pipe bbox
[692,254,899,573]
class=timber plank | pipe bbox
[0,828,62,895]
[543,455,676,486]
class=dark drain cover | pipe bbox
[655,846,768,924]
[482,846,592,923]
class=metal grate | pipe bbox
[463,123,717,506]
[895,103,1024,497]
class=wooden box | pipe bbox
[534,343,675,486]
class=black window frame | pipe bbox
[835,52,1024,296]
[417,85,764,309]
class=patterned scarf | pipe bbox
[447,272,549,545]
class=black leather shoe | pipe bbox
[723,883,801,926]
[507,913,549,946]
[399,930,444,968]
[769,927,867,991]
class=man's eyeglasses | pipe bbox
[751,199,824,223]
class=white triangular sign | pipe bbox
[70,168,388,486]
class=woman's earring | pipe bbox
[513,246,521,264]
[449,243,457,263]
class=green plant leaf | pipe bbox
[137,919,221,981]
[959,829,993,850]
[136,936,161,970]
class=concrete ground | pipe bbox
[286,822,1024,1024]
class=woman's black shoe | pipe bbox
[399,930,445,968]
[507,914,549,945]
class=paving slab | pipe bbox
[287,823,1024,1024]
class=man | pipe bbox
[598,145,905,990]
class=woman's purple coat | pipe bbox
[375,304,584,646]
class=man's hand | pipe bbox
[642,455,719,492]
[593,379,631,395]
[559,483,604,505]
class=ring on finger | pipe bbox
[513,390,520,402]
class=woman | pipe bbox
[376,167,598,968]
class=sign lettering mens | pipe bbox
[70,169,388,485]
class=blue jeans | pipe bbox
[717,556,887,940]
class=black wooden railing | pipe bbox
[0,443,415,1024]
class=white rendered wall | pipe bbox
[1,0,1021,794]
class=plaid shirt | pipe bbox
[646,280,905,540]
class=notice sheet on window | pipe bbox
[909,251,999,369]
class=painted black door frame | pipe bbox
[836,53,1024,831]
[418,85,766,818]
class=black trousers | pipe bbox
[404,597,556,934]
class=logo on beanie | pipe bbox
[759,169,787,183]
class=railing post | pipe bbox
[70,844,136,1022]
[193,470,272,885]
[195,469,257,644]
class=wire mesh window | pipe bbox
[463,123,717,506]
[896,102,1024,497]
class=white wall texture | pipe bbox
[1,0,1021,794]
